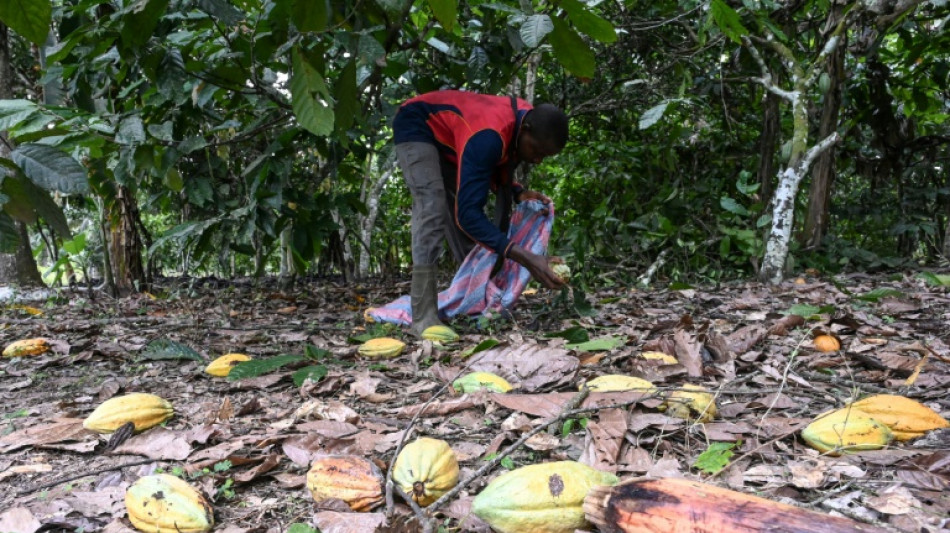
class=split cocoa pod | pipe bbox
[584,477,890,533]
[472,461,619,533]
[125,473,214,533]
[358,337,405,359]
[583,375,657,394]
[659,384,717,423]
[453,371,513,393]
[83,393,174,434]
[3,338,50,357]
[801,407,893,455]
[847,394,948,441]
[392,437,459,507]
[306,455,384,511]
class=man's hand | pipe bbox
[507,244,566,290]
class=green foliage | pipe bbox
[693,441,737,475]
[139,338,204,362]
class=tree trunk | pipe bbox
[0,23,45,288]
[107,185,145,295]
[801,7,846,250]
[358,159,394,279]
[757,92,780,202]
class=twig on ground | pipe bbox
[17,458,168,495]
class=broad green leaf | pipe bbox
[0,174,37,223]
[286,525,318,533]
[291,0,327,32]
[304,344,330,360]
[228,354,306,381]
[196,0,244,25]
[556,0,616,43]
[0,212,19,253]
[784,303,831,319]
[292,365,328,386]
[720,196,750,216]
[27,181,71,239]
[0,0,52,45]
[460,338,501,358]
[61,233,87,255]
[639,101,669,130]
[520,14,554,48]
[565,335,626,352]
[709,0,749,44]
[333,60,359,134]
[917,272,950,287]
[139,338,204,362]
[856,287,904,302]
[0,99,40,131]
[693,442,736,474]
[544,325,590,344]
[10,144,89,195]
[427,0,457,32]
[572,288,596,317]
[358,34,387,65]
[120,0,170,49]
[291,49,335,137]
[147,218,220,259]
[117,116,147,145]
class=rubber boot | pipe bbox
[410,264,449,337]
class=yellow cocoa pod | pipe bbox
[848,395,949,441]
[306,455,384,512]
[552,263,572,282]
[801,407,894,455]
[204,353,252,377]
[125,474,213,532]
[392,437,459,507]
[358,337,405,359]
[640,351,678,364]
[453,372,513,393]
[813,335,841,352]
[421,325,459,342]
[3,338,51,357]
[472,461,619,533]
[583,375,657,394]
[660,384,717,423]
[83,393,174,434]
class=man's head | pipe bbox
[517,104,569,164]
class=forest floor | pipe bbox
[0,270,949,533]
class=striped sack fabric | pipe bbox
[365,200,555,326]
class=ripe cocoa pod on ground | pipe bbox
[358,337,405,359]
[472,461,619,533]
[83,393,174,434]
[453,371,513,393]
[125,474,213,533]
[848,394,949,441]
[204,353,251,377]
[306,455,384,512]
[583,375,657,394]
[801,407,893,455]
[421,325,459,342]
[392,437,459,507]
[660,384,718,423]
[3,338,51,357]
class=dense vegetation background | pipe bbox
[1,0,949,294]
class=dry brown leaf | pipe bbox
[111,427,192,460]
[312,511,386,533]
[0,418,92,453]
[0,508,41,533]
